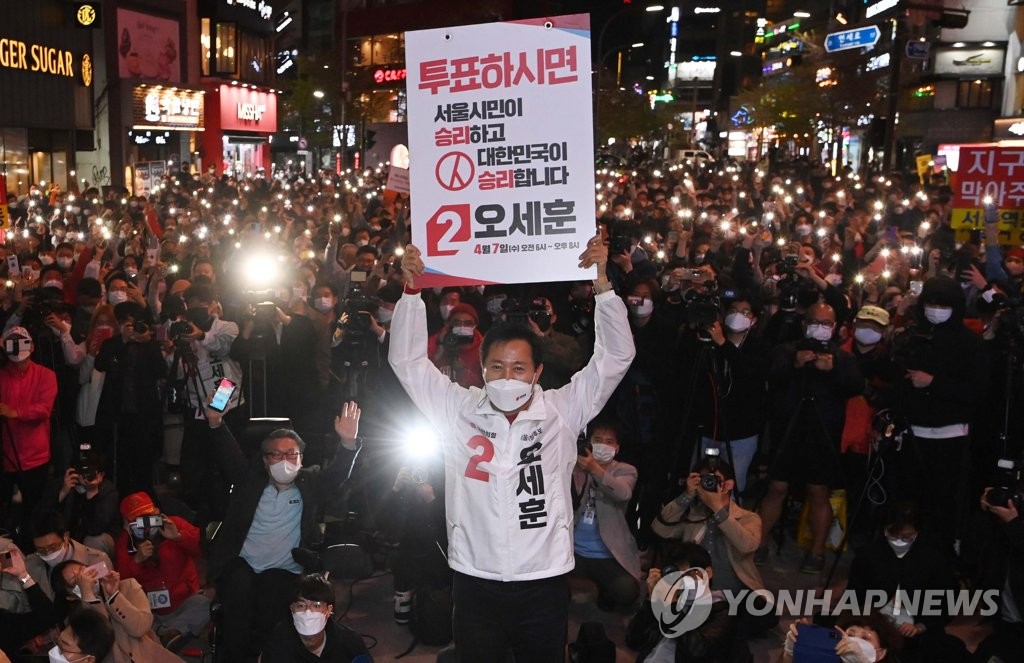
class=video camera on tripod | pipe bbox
[338,272,379,349]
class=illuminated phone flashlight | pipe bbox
[101,228,111,240]
[78,232,85,241]
[4,280,13,288]
[719,221,731,232]
[739,191,746,199]
[901,199,910,207]
[260,206,268,213]
[796,187,805,195]
[599,204,608,213]
[394,246,405,257]
[819,210,827,218]
[874,200,884,211]
[776,237,786,247]
[855,274,865,284]
[882,269,892,279]
[273,225,282,234]
[881,248,890,258]
[223,215,232,225]
[784,195,793,204]
[816,228,827,238]
[656,249,666,260]
[228,228,236,236]
[983,195,993,206]
[264,231,272,240]
[764,212,775,221]
[120,198,127,205]
[234,241,242,249]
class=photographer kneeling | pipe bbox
[114,492,209,652]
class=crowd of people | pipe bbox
[0,151,1020,663]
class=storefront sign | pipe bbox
[81,54,93,86]
[933,47,1005,78]
[865,0,900,18]
[993,118,1024,141]
[0,37,78,78]
[116,9,181,83]
[225,0,273,20]
[374,68,407,85]
[132,86,204,131]
[218,85,277,132]
[406,14,595,287]
[676,60,715,82]
[74,3,101,29]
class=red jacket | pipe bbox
[0,360,57,472]
[427,329,484,388]
[114,515,202,614]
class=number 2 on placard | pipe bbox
[426,204,471,257]
[464,435,494,482]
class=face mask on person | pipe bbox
[108,291,128,305]
[825,274,843,287]
[805,323,834,342]
[314,297,335,313]
[5,338,32,363]
[924,305,952,325]
[847,636,879,663]
[628,297,654,318]
[47,645,87,663]
[591,443,616,463]
[485,376,536,412]
[39,544,67,567]
[376,307,394,324]
[854,327,883,346]
[57,257,73,270]
[886,535,915,558]
[292,609,328,636]
[268,459,301,484]
[356,239,369,247]
[451,324,474,337]
[796,224,813,237]
[724,312,752,333]
[439,304,455,321]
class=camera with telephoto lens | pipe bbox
[683,286,721,335]
[528,299,552,330]
[167,320,192,341]
[700,447,722,492]
[339,280,379,346]
[76,443,98,483]
[987,459,1024,510]
[502,296,531,326]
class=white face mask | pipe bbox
[724,312,752,332]
[40,544,67,567]
[825,274,843,287]
[108,291,128,305]
[628,298,654,318]
[854,327,883,346]
[376,307,394,324]
[314,297,335,313]
[485,377,535,412]
[292,609,328,636]
[847,636,878,663]
[805,323,834,342]
[439,304,455,321]
[57,257,73,270]
[268,459,301,484]
[451,324,474,337]
[924,305,952,325]
[47,645,85,663]
[591,442,616,463]
[796,225,813,237]
[886,536,915,559]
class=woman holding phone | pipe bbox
[51,559,182,662]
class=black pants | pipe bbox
[896,434,970,553]
[217,557,299,662]
[571,554,640,610]
[452,571,568,663]
[0,465,49,547]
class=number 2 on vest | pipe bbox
[464,435,495,482]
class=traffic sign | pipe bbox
[825,26,881,53]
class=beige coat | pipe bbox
[571,460,642,580]
[0,537,112,612]
[652,494,765,592]
[85,578,183,663]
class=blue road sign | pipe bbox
[906,41,931,59]
[824,26,881,53]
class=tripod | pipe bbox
[170,341,209,416]
[758,368,848,573]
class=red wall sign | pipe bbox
[218,85,278,133]
[374,68,407,84]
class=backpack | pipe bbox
[567,621,616,663]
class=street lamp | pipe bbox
[313,89,325,99]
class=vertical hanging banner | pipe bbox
[406,14,596,287]
[0,175,9,230]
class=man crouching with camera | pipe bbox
[653,450,773,637]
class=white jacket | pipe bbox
[389,288,635,581]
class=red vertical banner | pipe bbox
[0,175,10,230]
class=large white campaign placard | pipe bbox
[406,14,596,287]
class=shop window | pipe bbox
[354,34,404,66]
[215,22,238,75]
[201,19,212,77]
[0,129,30,196]
[956,79,995,109]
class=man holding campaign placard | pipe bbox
[389,235,635,662]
